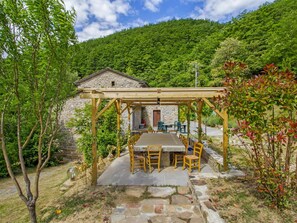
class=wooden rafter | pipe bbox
[202,98,224,119]
[96,98,116,119]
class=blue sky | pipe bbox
[64,0,275,42]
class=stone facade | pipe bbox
[59,68,178,160]
[145,105,178,128]
[76,69,146,89]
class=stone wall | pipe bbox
[59,69,179,160]
[145,105,178,128]
[59,70,147,160]
[78,70,144,88]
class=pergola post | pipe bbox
[202,98,229,171]
[91,98,100,186]
[127,104,131,141]
[222,109,228,171]
[187,103,191,139]
[115,100,122,157]
[196,100,203,142]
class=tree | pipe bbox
[221,62,297,208]
[210,38,249,86]
[0,0,76,222]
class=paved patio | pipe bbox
[97,153,218,186]
[98,150,241,223]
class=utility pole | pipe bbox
[194,63,199,87]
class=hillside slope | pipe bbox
[71,0,297,87]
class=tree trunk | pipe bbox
[27,201,37,223]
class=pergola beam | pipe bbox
[79,87,225,99]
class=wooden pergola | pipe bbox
[79,87,228,186]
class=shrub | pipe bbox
[68,102,118,164]
[219,62,297,208]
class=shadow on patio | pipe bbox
[97,153,218,186]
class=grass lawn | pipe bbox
[0,158,139,223]
[204,135,297,223]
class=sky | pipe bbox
[64,0,276,42]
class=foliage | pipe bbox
[203,114,222,127]
[210,38,249,86]
[68,102,118,164]
[0,0,76,222]
[71,19,223,87]
[220,62,297,208]
[69,0,297,88]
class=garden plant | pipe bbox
[220,62,297,208]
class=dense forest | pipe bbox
[71,0,297,87]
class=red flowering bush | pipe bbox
[220,62,297,208]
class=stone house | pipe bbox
[59,68,178,160]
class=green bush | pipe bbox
[68,102,118,164]
[0,118,61,178]
[203,114,222,127]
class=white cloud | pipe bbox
[127,18,149,28]
[190,0,275,21]
[77,23,117,41]
[144,0,163,12]
[157,16,179,23]
[64,0,131,41]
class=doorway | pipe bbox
[153,110,161,127]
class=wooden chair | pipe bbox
[128,144,146,174]
[173,135,189,168]
[128,134,140,145]
[183,142,203,173]
[146,144,162,173]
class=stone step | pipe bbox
[60,147,79,152]
[56,151,81,157]
[111,204,204,223]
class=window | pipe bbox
[111,81,115,87]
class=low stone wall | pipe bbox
[188,137,224,172]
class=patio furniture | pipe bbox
[146,144,162,173]
[128,134,140,145]
[134,133,185,166]
[157,121,166,131]
[128,144,146,174]
[173,135,189,168]
[183,142,203,173]
[176,121,187,133]
[163,124,173,132]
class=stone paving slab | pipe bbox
[111,204,203,223]
[110,185,205,223]
[147,186,176,198]
[125,186,146,198]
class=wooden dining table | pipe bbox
[134,133,185,166]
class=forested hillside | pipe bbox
[71,0,297,87]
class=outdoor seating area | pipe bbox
[127,131,203,174]
[157,121,187,133]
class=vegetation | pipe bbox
[207,178,297,223]
[71,0,297,87]
[67,103,119,164]
[0,0,297,220]
[219,62,297,208]
[0,0,76,222]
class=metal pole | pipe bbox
[194,64,199,88]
